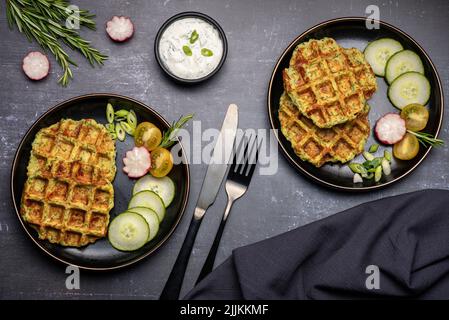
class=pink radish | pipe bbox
[106,16,134,42]
[22,51,50,81]
[123,147,151,178]
[375,113,406,145]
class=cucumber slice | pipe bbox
[385,50,424,84]
[133,175,175,207]
[364,38,403,76]
[128,207,159,242]
[388,72,431,109]
[128,190,165,221]
[108,212,149,251]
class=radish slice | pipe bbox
[123,147,151,178]
[375,113,406,145]
[106,16,134,42]
[22,52,50,81]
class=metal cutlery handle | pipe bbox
[196,198,234,284]
[159,207,204,300]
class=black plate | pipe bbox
[10,94,190,270]
[268,17,444,191]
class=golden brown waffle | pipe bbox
[20,119,116,247]
[283,37,377,128]
[279,92,370,167]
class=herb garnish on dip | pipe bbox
[158,17,224,80]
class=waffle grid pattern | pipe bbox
[283,37,377,128]
[279,93,370,167]
[20,119,116,247]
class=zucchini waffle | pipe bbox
[279,92,370,167]
[283,37,377,128]
[20,119,116,247]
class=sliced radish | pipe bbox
[106,16,134,42]
[22,51,50,81]
[123,147,151,178]
[375,113,406,145]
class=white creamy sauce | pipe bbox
[159,17,223,79]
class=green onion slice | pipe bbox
[183,46,192,56]
[121,122,135,136]
[190,30,199,44]
[115,122,126,141]
[115,109,129,118]
[106,103,114,123]
[127,110,137,128]
[201,48,213,57]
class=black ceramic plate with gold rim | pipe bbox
[10,94,190,270]
[268,17,444,191]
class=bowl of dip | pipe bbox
[155,12,228,83]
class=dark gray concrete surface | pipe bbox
[0,0,448,299]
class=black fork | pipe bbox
[195,134,259,284]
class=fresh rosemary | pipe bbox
[160,114,194,148]
[6,0,107,86]
[408,130,444,148]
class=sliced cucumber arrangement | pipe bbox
[133,175,175,207]
[108,212,149,251]
[364,38,403,76]
[108,186,172,251]
[128,207,159,242]
[108,171,177,251]
[128,190,165,221]
[388,72,431,109]
[385,50,424,84]
[363,38,432,110]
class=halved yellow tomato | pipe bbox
[134,122,162,151]
[393,133,420,160]
[400,104,429,132]
[150,147,173,177]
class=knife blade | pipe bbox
[195,103,238,218]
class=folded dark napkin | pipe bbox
[185,189,449,299]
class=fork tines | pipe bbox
[229,133,259,180]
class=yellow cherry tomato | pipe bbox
[150,147,173,177]
[393,133,420,160]
[400,103,429,132]
[134,122,162,151]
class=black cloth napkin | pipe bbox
[185,189,449,299]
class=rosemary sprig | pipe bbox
[408,130,444,148]
[160,114,194,148]
[6,0,107,86]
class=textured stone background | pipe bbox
[0,0,447,299]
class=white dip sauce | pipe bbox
[159,17,223,79]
